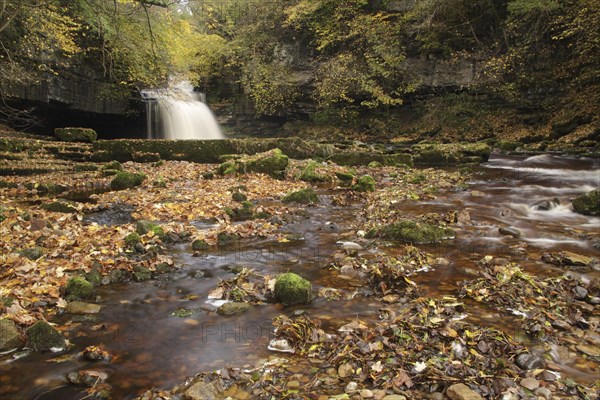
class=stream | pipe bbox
[1,154,598,399]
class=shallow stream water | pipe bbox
[1,154,598,399]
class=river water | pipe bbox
[1,154,598,399]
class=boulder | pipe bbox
[572,189,600,216]
[26,320,66,351]
[352,175,376,192]
[274,272,312,305]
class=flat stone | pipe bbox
[382,396,407,400]
[183,381,223,400]
[520,377,539,391]
[515,353,545,370]
[0,319,22,350]
[499,227,521,238]
[216,302,250,316]
[446,383,484,400]
[66,301,102,314]
[576,344,600,357]
[560,251,592,266]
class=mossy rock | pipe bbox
[84,268,102,286]
[41,201,78,213]
[274,272,312,306]
[109,269,128,283]
[408,173,426,184]
[225,201,254,221]
[243,148,289,179]
[377,220,455,244]
[26,321,66,351]
[110,171,146,190]
[101,169,120,177]
[20,247,44,260]
[73,164,98,172]
[352,175,376,192]
[132,265,152,282]
[218,160,238,175]
[335,171,355,182]
[217,232,239,246]
[368,161,383,168]
[413,142,490,165]
[132,152,161,163]
[300,160,327,182]
[282,188,319,204]
[153,177,167,188]
[192,239,209,251]
[572,189,600,216]
[202,171,215,180]
[232,191,248,202]
[135,220,164,237]
[124,232,141,247]
[91,150,112,162]
[102,161,123,171]
[55,127,97,143]
[0,319,22,350]
[65,277,94,301]
[494,141,523,152]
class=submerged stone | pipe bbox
[572,189,600,216]
[274,272,312,306]
[26,321,66,351]
[66,301,102,314]
[216,302,250,315]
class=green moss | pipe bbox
[282,188,319,204]
[352,175,376,192]
[408,173,426,184]
[171,308,194,318]
[101,169,120,177]
[153,176,167,188]
[244,148,289,178]
[378,220,455,244]
[413,142,490,165]
[41,201,78,213]
[65,277,94,301]
[572,189,600,216]
[368,161,383,168]
[300,160,327,182]
[102,161,123,171]
[494,141,523,151]
[192,239,209,251]
[20,247,44,260]
[26,321,66,351]
[335,171,355,182]
[232,191,247,202]
[110,171,146,190]
[84,268,102,286]
[54,127,97,143]
[218,160,238,175]
[274,272,312,306]
[135,220,164,237]
[124,232,141,247]
[132,265,152,282]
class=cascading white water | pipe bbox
[141,82,223,140]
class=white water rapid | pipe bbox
[141,82,223,140]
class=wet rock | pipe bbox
[588,296,600,305]
[192,239,209,251]
[353,175,376,192]
[538,370,558,382]
[572,286,588,300]
[457,209,471,224]
[132,265,152,282]
[268,338,294,353]
[446,383,483,400]
[66,301,102,314]
[64,277,94,301]
[519,377,539,391]
[109,269,128,283]
[498,227,521,238]
[533,198,560,211]
[66,369,108,387]
[183,381,222,400]
[0,319,22,350]
[82,346,110,361]
[216,302,250,315]
[572,188,600,216]
[515,353,545,370]
[26,321,66,351]
[274,272,312,305]
[282,188,319,204]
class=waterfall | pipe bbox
[141,82,223,140]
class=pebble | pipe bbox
[434,257,449,266]
[588,296,600,305]
[498,227,521,238]
[360,389,374,398]
[573,286,588,300]
[515,353,545,370]
[345,381,358,393]
[534,387,552,400]
[538,370,558,382]
[519,377,539,391]
[381,395,407,400]
[446,383,483,400]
